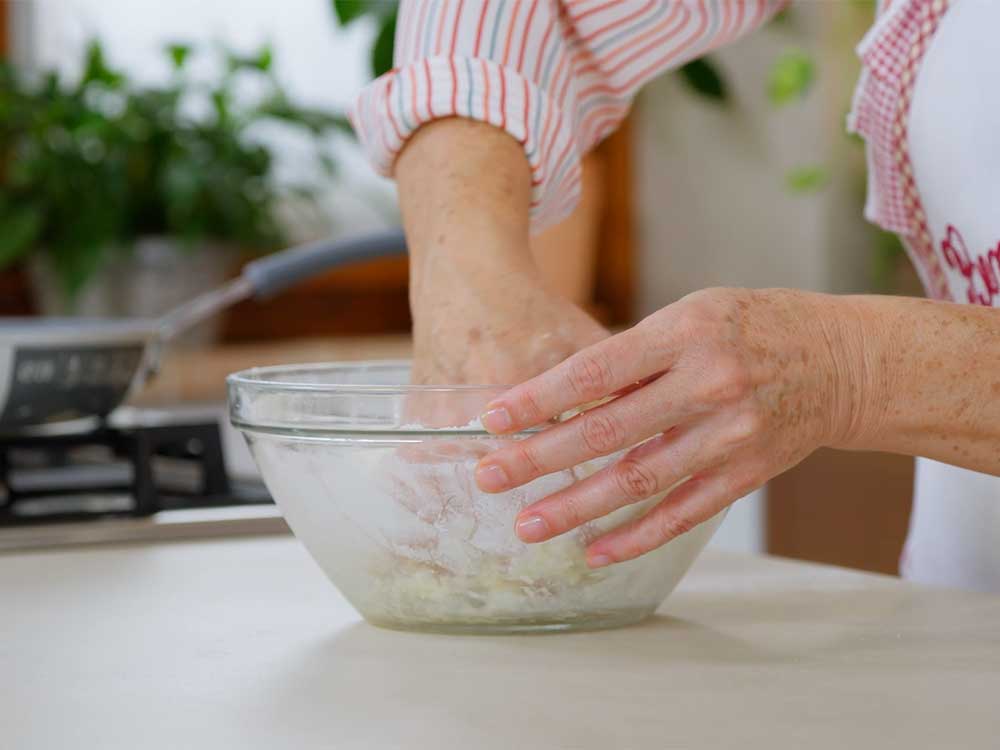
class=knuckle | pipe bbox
[568,351,614,400]
[618,537,649,562]
[612,457,659,502]
[514,441,546,478]
[555,493,587,531]
[671,312,705,343]
[517,386,546,424]
[676,289,746,345]
[679,288,716,312]
[727,410,764,447]
[679,290,723,325]
[656,512,697,542]
[623,510,696,561]
[580,411,627,456]
[729,468,765,499]
[705,357,752,403]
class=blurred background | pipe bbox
[0,1,918,573]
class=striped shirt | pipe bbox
[351,0,786,231]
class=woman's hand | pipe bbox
[474,288,867,568]
[397,118,607,391]
[410,261,608,387]
[406,263,607,426]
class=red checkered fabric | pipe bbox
[848,0,952,299]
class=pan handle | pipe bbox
[242,229,407,300]
[155,229,407,344]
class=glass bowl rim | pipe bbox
[226,360,515,395]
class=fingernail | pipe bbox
[587,553,614,569]
[475,463,510,492]
[481,405,513,433]
[516,515,549,543]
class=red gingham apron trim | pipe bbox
[848,0,952,300]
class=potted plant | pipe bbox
[0,40,348,340]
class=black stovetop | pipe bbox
[0,418,271,526]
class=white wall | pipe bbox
[634,8,873,312]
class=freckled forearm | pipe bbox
[394,118,536,302]
[834,295,1000,474]
[392,118,608,386]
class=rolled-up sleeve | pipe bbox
[352,1,785,231]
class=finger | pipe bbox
[584,461,763,567]
[475,369,699,492]
[609,371,665,399]
[480,322,672,434]
[510,420,724,544]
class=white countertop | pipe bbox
[3,537,998,748]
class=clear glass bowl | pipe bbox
[228,362,723,634]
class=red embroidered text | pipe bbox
[940,224,1000,307]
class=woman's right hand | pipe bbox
[409,260,608,387]
[405,248,607,429]
[398,119,607,392]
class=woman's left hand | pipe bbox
[474,288,868,568]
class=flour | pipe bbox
[246,428,723,628]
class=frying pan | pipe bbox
[0,230,406,431]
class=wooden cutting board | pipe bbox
[132,335,412,406]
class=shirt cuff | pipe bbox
[351,56,581,233]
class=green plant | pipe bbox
[0,40,349,299]
[332,0,398,77]
[785,164,830,193]
[768,48,816,107]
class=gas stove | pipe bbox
[0,407,287,551]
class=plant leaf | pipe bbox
[771,7,793,26]
[48,233,109,302]
[254,45,274,72]
[333,0,372,25]
[318,152,338,175]
[677,56,728,101]
[768,49,815,107]
[224,46,274,75]
[3,36,348,285]
[211,89,230,124]
[0,205,44,268]
[371,10,398,78]
[331,114,355,135]
[81,40,125,89]
[785,165,829,194]
[167,43,192,70]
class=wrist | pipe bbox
[820,295,891,451]
[396,119,536,307]
[409,234,537,311]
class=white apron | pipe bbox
[851,0,1000,591]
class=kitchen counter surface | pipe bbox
[3,537,998,748]
[133,334,412,405]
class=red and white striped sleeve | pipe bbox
[351,0,785,231]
